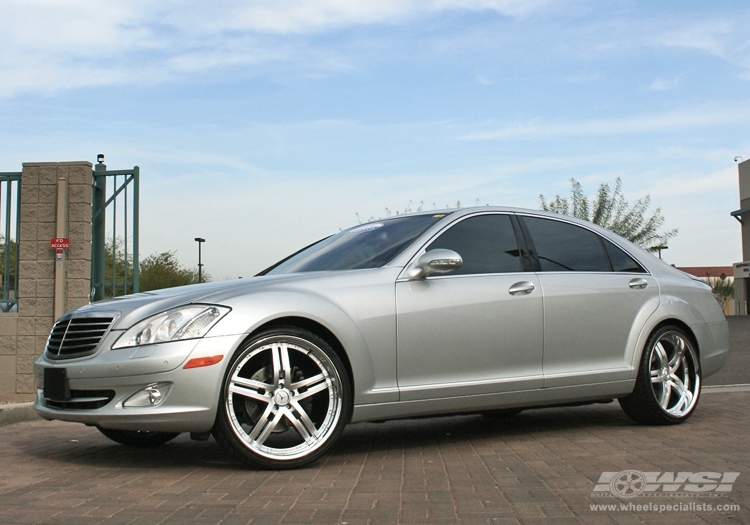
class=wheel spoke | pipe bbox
[232,375,272,391]
[666,375,692,414]
[294,377,330,401]
[289,398,320,437]
[248,406,284,446]
[669,374,687,396]
[653,342,669,368]
[291,372,326,391]
[228,383,271,404]
[668,337,686,374]
[271,343,293,388]
[651,369,665,384]
[284,404,318,445]
[657,380,671,409]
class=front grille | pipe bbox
[45,389,115,410]
[46,316,115,359]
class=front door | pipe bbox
[396,213,545,401]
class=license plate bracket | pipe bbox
[44,368,71,400]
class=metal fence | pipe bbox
[91,159,140,301]
[0,172,21,312]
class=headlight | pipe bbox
[113,305,230,349]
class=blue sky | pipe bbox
[2,0,749,279]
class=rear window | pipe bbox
[523,216,610,272]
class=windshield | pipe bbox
[266,214,448,275]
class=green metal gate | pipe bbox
[91,156,140,301]
[0,172,21,312]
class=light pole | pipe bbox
[194,237,205,282]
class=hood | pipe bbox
[70,273,322,330]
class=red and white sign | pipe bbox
[50,238,70,249]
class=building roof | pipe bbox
[677,266,733,279]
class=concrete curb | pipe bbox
[703,383,750,393]
[0,403,41,427]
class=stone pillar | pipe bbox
[13,162,92,398]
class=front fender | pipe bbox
[203,269,401,407]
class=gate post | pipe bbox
[90,157,139,300]
[91,157,106,302]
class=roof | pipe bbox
[677,266,733,279]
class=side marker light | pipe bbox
[183,355,224,369]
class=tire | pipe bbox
[97,427,179,447]
[213,326,351,469]
[619,326,701,425]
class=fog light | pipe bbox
[123,383,171,407]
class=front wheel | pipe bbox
[213,327,351,469]
[619,326,701,425]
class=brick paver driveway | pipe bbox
[1,316,749,524]
[0,389,747,524]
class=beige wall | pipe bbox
[740,159,750,261]
[0,161,92,401]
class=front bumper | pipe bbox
[33,334,244,433]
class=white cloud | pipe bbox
[649,77,680,91]
[0,0,557,97]
[179,0,553,34]
[2,1,748,98]
[464,104,750,141]
[654,18,750,78]
[657,21,733,58]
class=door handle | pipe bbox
[509,281,535,296]
[628,278,648,290]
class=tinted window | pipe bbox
[523,217,610,272]
[603,238,646,273]
[426,214,522,275]
[268,214,447,274]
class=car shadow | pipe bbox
[12,401,654,471]
[333,401,635,456]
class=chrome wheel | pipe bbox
[214,327,350,468]
[648,331,700,418]
[619,326,701,425]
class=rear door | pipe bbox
[519,215,659,387]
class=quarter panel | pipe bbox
[628,275,729,379]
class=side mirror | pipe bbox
[406,249,463,279]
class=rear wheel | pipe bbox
[213,327,351,469]
[619,326,701,425]
[97,427,179,447]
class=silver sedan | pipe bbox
[34,207,729,469]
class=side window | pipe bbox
[426,214,522,275]
[523,216,610,272]
[603,238,646,273]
